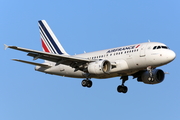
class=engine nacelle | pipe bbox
[88,60,111,75]
[140,69,165,84]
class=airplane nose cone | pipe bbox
[167,50,176,62]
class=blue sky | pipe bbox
[1,0,180,120]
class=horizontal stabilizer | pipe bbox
[12,59,51,67]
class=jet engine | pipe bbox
[139,69,165,84]
[88,60,111,75]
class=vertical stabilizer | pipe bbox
[38,20,68,55]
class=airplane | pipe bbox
[5,20,176,93]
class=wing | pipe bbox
[5,45,95,68]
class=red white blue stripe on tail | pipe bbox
[38,20,68,55]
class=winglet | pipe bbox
[4,44,9,50]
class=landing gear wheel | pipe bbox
[81,79,93,88]
[86,80,92,88]
[81,80,87,87]
[117,85,128,93]
[148,77,154,82]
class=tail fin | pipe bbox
[38,20,68,55]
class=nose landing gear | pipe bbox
[147,66,154,82]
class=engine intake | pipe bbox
[88,60,111,75]
[140,69,165,84]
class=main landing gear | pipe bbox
[81,79,93,88]
[81,76,129,93]
[117,76,128,93]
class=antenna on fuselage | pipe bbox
[148,39,151,42]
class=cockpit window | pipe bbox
[153,46,157,50]
[157,46,161,49]
[153,46,169,50]
[162,46,169,49]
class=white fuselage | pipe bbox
[35,42,176,79]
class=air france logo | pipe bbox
[136,45,140,48]
[106,45,140,53]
